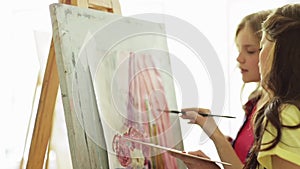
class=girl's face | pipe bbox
[236,26,261,83]
[259,32,274,82]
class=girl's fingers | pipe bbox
[180,111,198,123]
[188,150,210,159]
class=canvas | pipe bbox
[50,3,185,169]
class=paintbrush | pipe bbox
[160,109,236,118]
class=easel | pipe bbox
[25,0,121,169]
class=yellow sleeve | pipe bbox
[257,104,300,169]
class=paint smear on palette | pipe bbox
[112,52,178,169]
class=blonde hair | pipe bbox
[260,41,275,94]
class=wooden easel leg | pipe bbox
[25,1,121,168]
[26,39,59,169]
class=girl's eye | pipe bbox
[247,51,257,54]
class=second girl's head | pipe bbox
[260,3,300,100]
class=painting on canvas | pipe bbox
[50,3,185,168]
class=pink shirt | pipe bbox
[232,97,260,164]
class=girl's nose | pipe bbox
[236,53,245,63]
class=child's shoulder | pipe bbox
[280,104,300,125]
